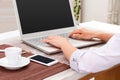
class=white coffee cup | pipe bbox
[5,47,22,66]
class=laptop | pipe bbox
[13,0,102,54]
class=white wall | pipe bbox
[81,0,109,23]
[118,1,120,24]
[0,0,17,33]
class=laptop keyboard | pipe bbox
[27,33,70,46]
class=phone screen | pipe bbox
[30,55,55,64]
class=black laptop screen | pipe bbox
[16,0,74,34]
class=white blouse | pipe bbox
[70,33,120,73]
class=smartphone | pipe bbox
[29,55,58,66]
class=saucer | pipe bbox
[0,57,30,70]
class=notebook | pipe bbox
[13,0,102,54]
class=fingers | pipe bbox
[72,34,82,39]
[42,36,63,42]
[42,36,55,42]
[69,29,79,37]
[42,36,66,48]
[69,28,84,38]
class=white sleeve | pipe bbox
[70,49,86,73]
[70,34,120,73]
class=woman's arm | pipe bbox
[43,28,114,61]
[70,33,120,73]
[43,28,119,73]
[69,28,114,42]
[43,36,77,61]
[95,32,114,42]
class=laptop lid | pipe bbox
[14,0,77,39]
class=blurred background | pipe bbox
[0,0,17,33]
[0,0,120,33]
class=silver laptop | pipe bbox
[13,0,102,54]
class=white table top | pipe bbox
[0,21,120,80]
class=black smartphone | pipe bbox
[29,55,58,66]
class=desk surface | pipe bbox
[0,21,120,80]
[0,32,90,80]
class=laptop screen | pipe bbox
[16,0,74,34]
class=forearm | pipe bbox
[70,34,120,73]
[95,32,114,42]
[60,43,77,61]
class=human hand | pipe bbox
[43,36,77,61]
[69,28,100,40]
[42,36,71,49]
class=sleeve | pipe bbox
[70,34,120,73]
[70,48,120,73]
[70,49,86,73]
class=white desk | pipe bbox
[0,21,120,80]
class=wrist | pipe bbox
[94,32,114,42]
[94,31,103,39]
[60,42,72,49]
[60,42,77,60]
